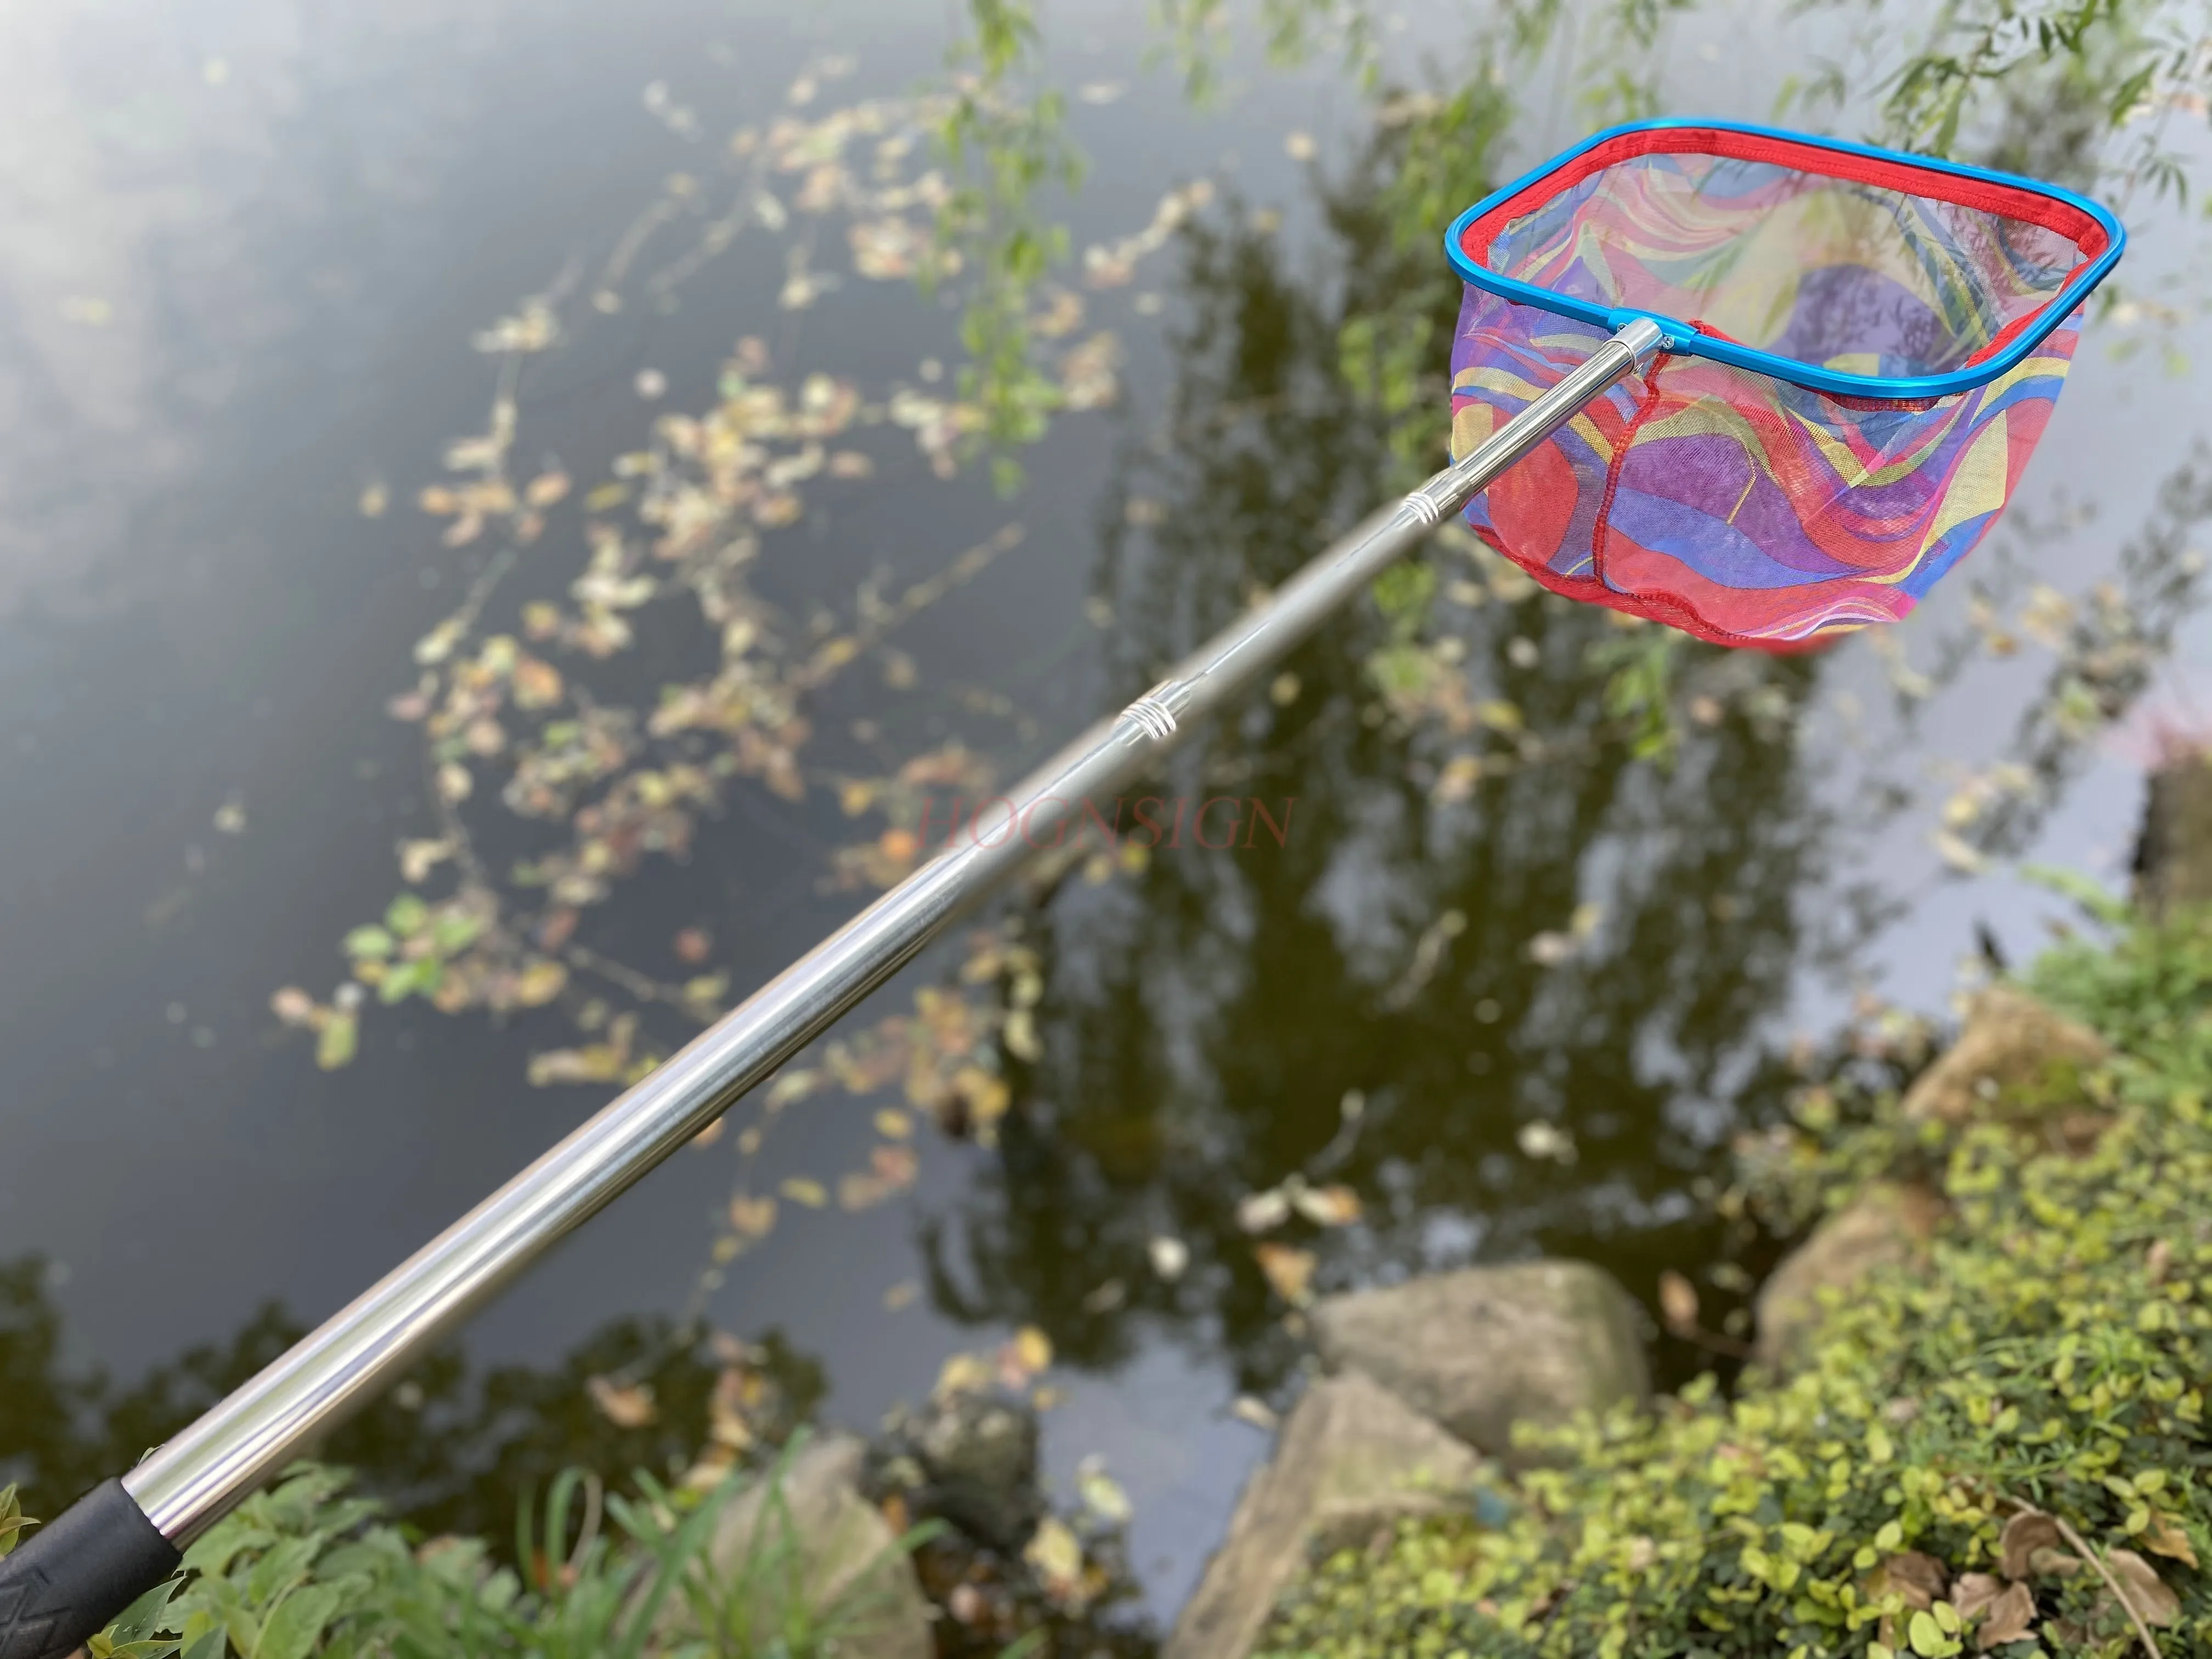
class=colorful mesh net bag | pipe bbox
[1443,120,2124,649]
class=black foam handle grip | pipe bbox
[0,1481,180,1659]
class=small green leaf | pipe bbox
[257,1583,343,1659]
[315,1011,358,1070]
[342,926,394,961]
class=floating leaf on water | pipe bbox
[344,925,396,961]
[1284,131,1318,160]
[511,960,567,1008]
[358,481,388,518]
[729,1195,777,1238]
[1526,930,1578,968]
[673,927,712,964]
[584,482,630,512]
[1082,1278,1125,1313]
[780,1176,827,1208]
[765,1069,820,1109]
[873,1108,912,1139]
[1932,829,1987,874]
[634,369,667,400]
[1434,753,1483,803]
[315,1010,358,1070]
[935,1352,992,1398]
[511,656,563,709]
[1077,81,1126,104]
[1077,1454,1133,1525]
[1148,1234,1189,1281]
[1657,1269,1699,1334]
[1291,1184,1362,1227]
[523,470,570,509]
[585,1376,656,1428]
[1003,1007,1040,1061]
[270,987,317,1027]
[398,838,453,884]
[1231,1395,1279,1431]
[1013,1325,1053,1375]
[882,1280,919,1311]
[1517,1121,1577,1164]
[1255,1243,1317,1305]
[1024,1516,1088,1610]
[1059,331,1121,410]
[1237,1188,1291,1233]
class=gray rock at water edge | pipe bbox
[1165,1369,1484,1659]
[876,1387,1042,1552]
[1753,1180,1946,1372]
[1899,984,2111,1127]
[690,1433,932,1659]
[2137,748,2212,921]
[1307,1260,1650,1458]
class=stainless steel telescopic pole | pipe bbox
[0,318,1663,1659]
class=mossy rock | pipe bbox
[1308,1260,1649,1459]
[1900,984,2111,1127]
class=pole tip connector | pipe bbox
[1610,313,1670,373]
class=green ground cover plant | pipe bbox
[1259,899,2212,1658]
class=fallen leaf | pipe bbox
[1255,1242,1317,1305]
[511,656,563,709]
[2107,1547,2180,1627]
[511,960,567,1007]
[1878,1550,1946,1610]
[270,987,317,1028]
[1975,1578,2035,1649]
[1013,1325,1053,1375]
[1949,1572,2001,1621]
[779,1176,827,1208]
[357,482,388,518]
[673,926,712,963]
[1237,1188,1291,1233]
[585,1375,656,1428]
[2143,1511,2198,1566]
[882,1280,919,1311]
[1231,1395,1279,1431]
[729,1194,778,1238]
[1658,1269,1700,1335]
[315,1010,358,1070]
[1517,1121,1577,1163]
[1077,1454,1133,1525]
[1148,1234,1189,1281]
[2001,1511,2063,1579]
[935,1352,992,1398]
[1291,1184,1362,1227]
[1024,1516,1088,1610]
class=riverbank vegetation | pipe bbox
[1259,890,2212,1657]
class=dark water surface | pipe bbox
[1,0,2208,1627]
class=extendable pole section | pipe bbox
[0,318,1666,1659]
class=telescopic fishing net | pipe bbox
[1444,120,2124,649]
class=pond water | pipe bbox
[2,0,2209,1637]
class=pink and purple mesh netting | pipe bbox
[1443,121,2124,650]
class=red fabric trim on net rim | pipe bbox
[1457,125,2109,281]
